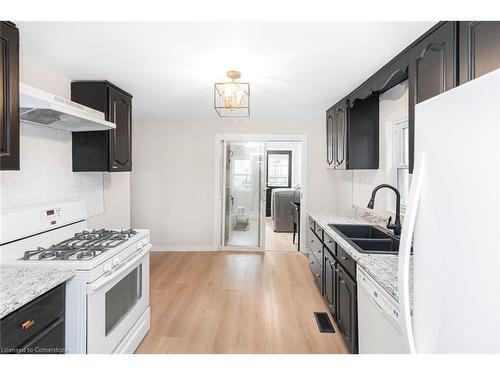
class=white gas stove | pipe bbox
[0,201,151,354]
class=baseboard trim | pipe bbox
[151,245,216,252]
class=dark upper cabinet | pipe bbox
[459,21,500,84]
[108,87,132,170]
[347,95,379,169]
[326,95,379,171]
[326,108,334,168]
[0,21,20,171]
[335,263,358,354]
[334,102,347,169]
[408,22,457,172]
[71,81,132,172]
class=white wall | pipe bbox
[331,81,409,219]
[267,141,302,187]
[131,117,339,249]
[0,56,130,228]
[88,173,131,229]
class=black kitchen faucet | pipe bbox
[367,184,402,236]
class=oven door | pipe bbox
[87,243,151,354]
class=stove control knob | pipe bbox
[112,258,120,267]
[103,263,112,273]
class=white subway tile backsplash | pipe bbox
[0,123,104,216]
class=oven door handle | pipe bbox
[88,243,151,294]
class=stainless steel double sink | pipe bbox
[328,224,400,255]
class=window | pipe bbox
[392,120,410,207]
[266,150,292,188]
[233,159,251,191]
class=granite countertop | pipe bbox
[0,267,75,319]
[307,208,412,303]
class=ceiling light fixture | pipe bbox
[214,70,250,117]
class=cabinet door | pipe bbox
[408,22,457,172]
[335,264,358,353]
[108,87,132,171]
[323,250,336,317]
[459,21,500,84]
[335,105,347,169]
[0,22,19,170]
[326,110,335,168]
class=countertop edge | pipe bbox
[306,209,401,303]
[0,268,75,320]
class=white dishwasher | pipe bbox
[357,265,409,354]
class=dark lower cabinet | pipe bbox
[308,216,358,353]
[71,81,132,172]
[0,284,66,354]
[335,263,358,354]
[323,249,336,317]
[0,21,20,171]
[459,21,500,84]
[408,21,457,172]
[309,250,323,293]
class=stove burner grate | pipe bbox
[21,229,137,261]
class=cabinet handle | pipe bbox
[316,274,321,278]
[310,240,314,243]
[341,256,348,260]
[21,319,35,331]
[310,261,314,264]
[336,267,342,273]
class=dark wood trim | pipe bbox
[266,150,292,188]
[71,79,133,98]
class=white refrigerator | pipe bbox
[398,69,500,353]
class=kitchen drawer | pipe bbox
[309,251,323,293]
[0,284,65,350]
[307,227,323,261]
[323,231,336,256]
[313,224,324,241]
[308,216,315,231]
[20,318,65,354]
[337,245,356,279]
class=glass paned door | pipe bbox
[267,150,292,188]
[223,141,265,248]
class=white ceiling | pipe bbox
[17,22,436,122]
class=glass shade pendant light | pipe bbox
[214,70,250,117]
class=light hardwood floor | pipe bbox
[264,218,298,252]
[136,251,349,354]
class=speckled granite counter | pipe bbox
[0,268,75,319]
[307,209,412,303]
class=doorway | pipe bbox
[214,135,307,252]
[264,141,302,251]
[223,140,266,248]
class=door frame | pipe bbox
[213,133,308,252]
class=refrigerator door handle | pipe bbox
[398,152,425,354]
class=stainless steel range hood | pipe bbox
[20,83,116,131]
